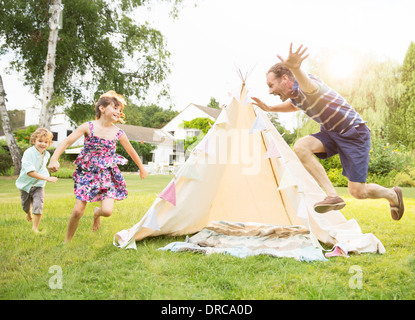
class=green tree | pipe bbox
[127,104,179,128]
[207,97,220,109]
[0,0,181,124]
[116,140,156,171]
[347,59,402,141]
[66,101,178,128]
[309,51,403,142]
[182,117,214,134]
[267,113,297,145]
[391,41,415,148]
[0,74,22,174]
[0,109,25,131]
[180,117,214,153]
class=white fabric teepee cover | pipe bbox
[114,84,385,255]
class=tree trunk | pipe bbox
[38,0,62,130]
[0,74,22,175]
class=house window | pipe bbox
[169,154,175,165]
[174,140,185,153]
[142,153,154,165]
[186,129,201,138]
[67,130,73,136]
[52,132,58,141]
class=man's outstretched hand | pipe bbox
[277,43,309,70]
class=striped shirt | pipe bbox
[290,74,364,133]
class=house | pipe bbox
[2,103,222,173]
[0,106,83,149]
[162,103,221,164]
[116,104,221,169]
[24,106,84,149]
[116,123,174,164]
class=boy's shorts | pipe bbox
[20,187,45,215]
[311,124,371,183]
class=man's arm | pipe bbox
[252,98,298,113]
[277,43,318,94]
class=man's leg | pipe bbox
[294,135,337,196]
[348,181,397,202]
[293,135,345,212]
[348,181,404,220]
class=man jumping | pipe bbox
[252,43,404,219]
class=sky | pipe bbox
[1,0,415,129]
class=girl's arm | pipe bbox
[118,133,148,180]
[48,122,89,172]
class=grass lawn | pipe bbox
[0,174,414,300]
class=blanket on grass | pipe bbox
[158,221,328,262]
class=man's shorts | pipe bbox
[20,186,45,215]
[311,124,371,183]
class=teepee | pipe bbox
[114,83,385,255]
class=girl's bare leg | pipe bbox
[93,198,114,231]
[66,200,87,242]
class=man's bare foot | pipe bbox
[93,207,101,231]
[26,212,32,222]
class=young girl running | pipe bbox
[48,90,148,242]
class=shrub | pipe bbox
[116,140,156,172]
[13,125,38,145]
[319,154,342,171]
[392,171,415,187]
[0,153,13,175]
[1,166,15,176]
[368,140,411,175]
[50,167,75,179]
[366,173,393,187]
[326,168,348,187]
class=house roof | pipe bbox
[191,104,221,119]
[116,124,174,147]
[161,103,222,133]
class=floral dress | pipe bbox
[72,121,128,202]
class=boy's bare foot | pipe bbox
[93,207,101,231]
[26,212,32,222]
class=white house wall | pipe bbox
[152,144,173,165]
[163,104,216,140]
[24,106,83,149]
